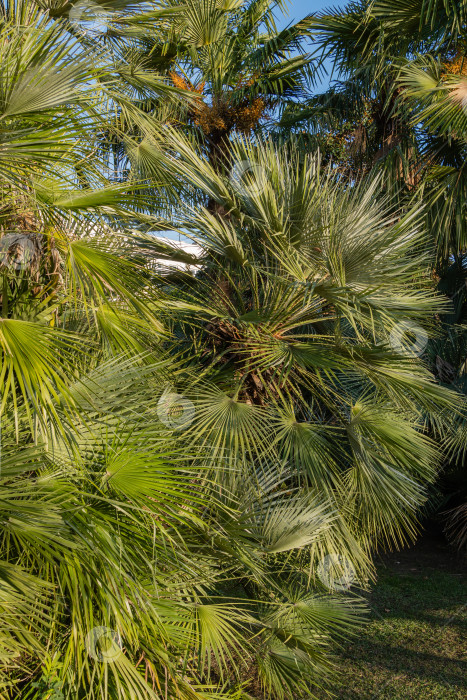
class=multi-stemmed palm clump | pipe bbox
[150,134,453,554]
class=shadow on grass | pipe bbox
[312,535,467,700]
[341,639,467,687]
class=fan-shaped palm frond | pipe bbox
[0,357,365,698]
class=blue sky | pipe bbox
[281,0,332,24]
[278,0,337,90]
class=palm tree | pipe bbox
[131,133,456,557]
[275,0,419,184]
[276,0,467,264]
[163,0,315,169]
[69,0,317,184]
[0,2,175,430]
[2,357,367,699]
[275,0,467,548]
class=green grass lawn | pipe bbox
[315,535,467,699]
